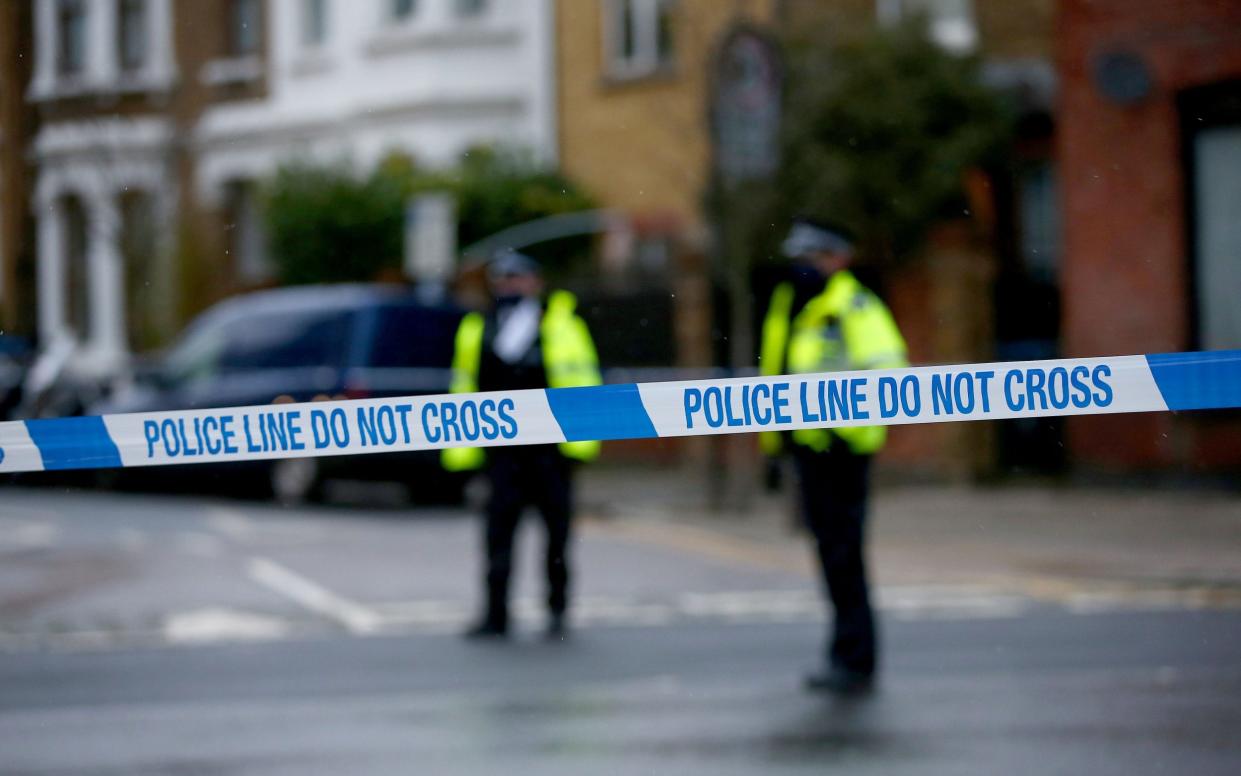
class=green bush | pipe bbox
[778,17,1014,264]
[262,148,596,286]
[263,162,406,286]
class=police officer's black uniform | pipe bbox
[472,308,572,638]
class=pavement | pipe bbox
[1,471,1239,774]
[579,466,1241,609]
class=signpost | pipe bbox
[709,27,782,511]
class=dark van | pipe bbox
[93,284,466,503]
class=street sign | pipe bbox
[711,28,782,184]
[404,193,457,284]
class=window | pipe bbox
[217,310,353,372]
[118,0,148,72]
[302,0,328,46]
[165,309,353,383]
[455,0,487,17]
[120,192,158,350]
[62,196,90,339]
[878,0,977,54]
[1192,125,1241,349]
[391,0,416,22]
[224,181,270,282]
[655,0,675,65]
[604,0,676,80]
[1018,163,1060,283]
[228,0,261,56]
[56,0,87,77]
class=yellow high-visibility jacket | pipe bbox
[759,270,907,456]
[442,290,602,471]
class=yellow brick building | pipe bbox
[554,0,1054,230]
[555,0,778,230]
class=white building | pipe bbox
[25,0,557,379]
[195,0,558,281]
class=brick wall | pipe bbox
[1058,0,1241,472]
[171,0,271,326]
[0,1,34,335]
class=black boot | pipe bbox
[545,612,567,641]
[464,598,509,640]
[466,574,511,640]
[463,617,509,640]
[804,665,875,696]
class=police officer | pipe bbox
[760,218,908,694]
[443,250,601,640]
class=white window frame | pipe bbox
[29,0,176,100]
[603,0,675,81]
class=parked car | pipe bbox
[92,284,467,503]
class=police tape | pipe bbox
[0,351,1238,474]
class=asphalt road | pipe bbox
[2,487,1240,774]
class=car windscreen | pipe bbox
[164,307,354,382]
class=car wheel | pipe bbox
[270,458,324,505]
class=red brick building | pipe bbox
[1058,0,1241,475]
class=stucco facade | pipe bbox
[18,0,558,381]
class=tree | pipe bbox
[262,148,597,286]
[263,162,406,286]
[777,17,1013,266]
[451,146,598,274]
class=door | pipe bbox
[1192,125,1241,350]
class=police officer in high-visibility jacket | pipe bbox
[760,218,908,694]
[443,250,601,640]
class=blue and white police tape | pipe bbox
[0,350,1238,474]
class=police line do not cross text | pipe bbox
[681,363,1115,432]
[1,352,1236,473]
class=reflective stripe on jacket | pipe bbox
[759,270,907,456]
[442,290,602,471]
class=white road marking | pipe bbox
[246,556,382,635]
[678,590,820,619]
[177,532,223,558]
[878,585,1031,620]
[368,599,471,626]
[117,528,149,552]
[164,607,290,645]
[205,508,256,542]
[370,587,1028,631]
[1065,589,1209,614]
[568,598,678,627]
[4,583,1231,654]
[0,519,59,548]
[0,505,62,522]
[207,507,323,545]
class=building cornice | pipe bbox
[193,94,526,151]
[30,117,174,162]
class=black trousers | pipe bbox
[793,444,876,676]
[480,445,573,628]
